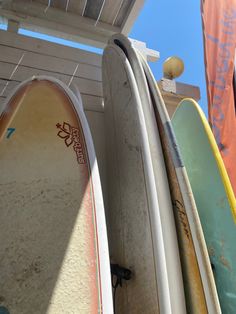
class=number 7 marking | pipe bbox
[6,128,16,139]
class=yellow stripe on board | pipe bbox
[180,98,236,224]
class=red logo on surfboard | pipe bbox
[56,122,86,164]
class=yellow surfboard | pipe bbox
[0,77,113,314]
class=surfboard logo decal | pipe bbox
[56,122,86,164]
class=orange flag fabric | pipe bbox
[201,0,236,195]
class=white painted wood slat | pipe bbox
[0,62,16,79]
[11,66,70,84]
[0,46,102,81]
[0,80,19,97]
[0,46,23,64]
[71,77,102,97]
[100,0,124,24]
[0,30,104,114]
[0,30,102,67]
[21,51,78,76]
[81,94,104,112]
[0,74,102,99]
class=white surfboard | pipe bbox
[103,39,185,312]
[107,35,187,314]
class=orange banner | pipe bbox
[201,0,236,195]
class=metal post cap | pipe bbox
[163,56,184,79]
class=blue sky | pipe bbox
[130,0,208,114]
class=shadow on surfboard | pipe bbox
[0,76,113,314]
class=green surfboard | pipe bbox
[172,98,236,314]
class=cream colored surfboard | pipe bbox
[109,34,188,314]
[103,35,188,312]
[103,43,170,314]
[0,77,113,314]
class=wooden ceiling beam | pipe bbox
[0,0,120,48]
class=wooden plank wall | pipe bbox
[0,30,108,204]
[0,30,103,108]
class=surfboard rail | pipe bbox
[176,98,236,224]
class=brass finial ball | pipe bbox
[163,56,184,79]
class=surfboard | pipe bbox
[103,43,173,314]
[172,98,236,313]
[108,35,187,314]
[0,76,113,314]
[109,33,222,313]
[135,56,221,314]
